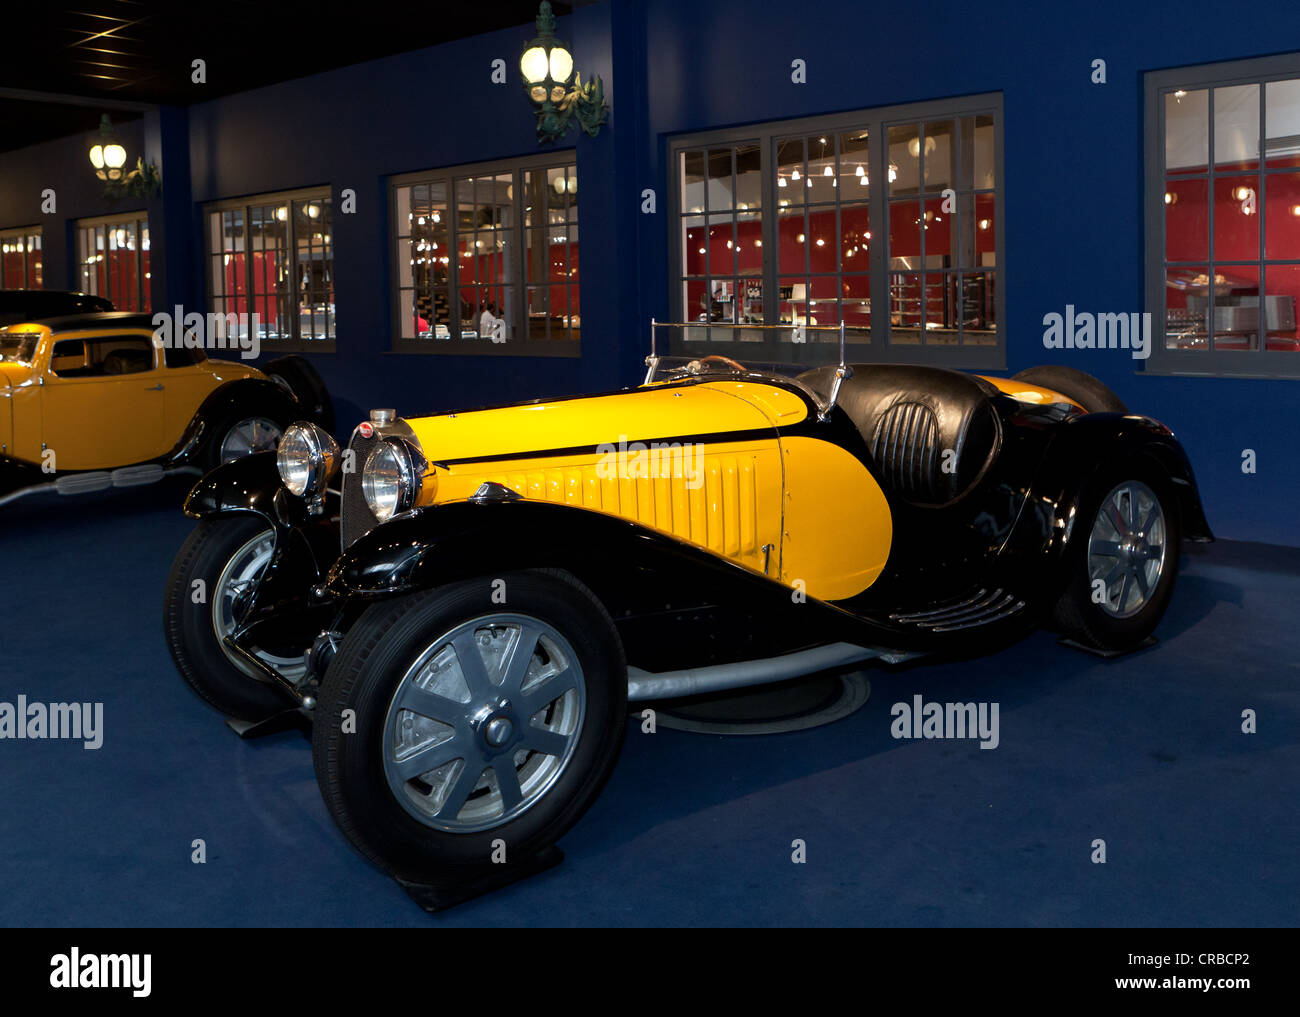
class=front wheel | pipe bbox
[163,516,308,720]
[1053,469,1181,650]
[312,571,627,880]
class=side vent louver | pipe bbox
[890,588,1026,632]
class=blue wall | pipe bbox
[629,0,1300,545]
[1,0,1296,544]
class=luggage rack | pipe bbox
[644,318,852,422]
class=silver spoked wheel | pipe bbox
[219,417,282,463]
[382,614,587,834]
[1087,480,1168,619]
[212,530,308,682]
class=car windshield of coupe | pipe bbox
[0,332,39,365]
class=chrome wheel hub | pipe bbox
[383,614,586,834]
[1086,480,1167,619]
[480,707,517,753]
[219,417,282,463]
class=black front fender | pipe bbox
[183,451,341,574]
[325,499,776,604]
[323,499,923,669]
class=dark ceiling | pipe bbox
[0,0,574,152]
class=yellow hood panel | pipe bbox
[404,381,800,464]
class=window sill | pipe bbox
[388,339,582,359]
[1139,364,1300,380]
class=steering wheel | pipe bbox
[697,354,747,373]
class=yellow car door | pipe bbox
[39,329,168,471]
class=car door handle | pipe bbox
[145,383,164,391]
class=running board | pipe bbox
[0,464,202,507]
[889,587,1026,632]
[626,641,919,703]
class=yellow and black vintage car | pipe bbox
[0,311,331,506]
[162,335,1212,893]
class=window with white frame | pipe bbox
[205,189,335,350]
[671,95,1003,368]
[1146,54,1300,376]
[0,226,42,289]
[77,214,148,310]
[392,152,579,354]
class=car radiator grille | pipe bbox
[341,430,381,549]
[869,401,940,502]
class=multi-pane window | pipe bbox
[680,144,764,332]
[0,227,42,289]
[393,153,579,353]
[524,164,580,343]
[205,190,334,349]
[774,132,870,341]
[77,214,149,310]
[885,117,997,347]
[671,95,1002,367]
[1148,55,1300,375]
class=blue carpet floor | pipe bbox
[0,482,1296,927]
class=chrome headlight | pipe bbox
[363,438,424,522]
[276,421,339,497]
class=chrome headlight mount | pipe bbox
[276,421,340,512]
[362,437,427,523]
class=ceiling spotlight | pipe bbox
[907,135,938,159]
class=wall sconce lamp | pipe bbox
[521,2,609,144]
[89,114,161,201]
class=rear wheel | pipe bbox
[312,570,627,880]
[1053,467,1181,650]
[208,413,285,469]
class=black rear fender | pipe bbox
[1011,413,1213,583]
[170,378,300,464]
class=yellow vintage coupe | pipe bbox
[0,311,330,506]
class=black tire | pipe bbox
[263,355,334,434]
[163,516,297,721]
[312,570,627,881]
[1012,365,1128,414]
[204,410,291,470]
[1053,463,1181,651]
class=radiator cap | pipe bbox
[369,408,396,425]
